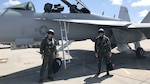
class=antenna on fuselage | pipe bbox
[102,11,104,15]
[113,14,116,18]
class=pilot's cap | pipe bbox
[98,28,104,33]
[47,29,54,35]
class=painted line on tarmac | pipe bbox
[0,58,8,63]
[121,69,131,75]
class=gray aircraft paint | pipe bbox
[0,1,150,49]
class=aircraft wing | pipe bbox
[52,18,150,43]
[53,19,150,28]
[128,23,150,28]
[53,19,131,27]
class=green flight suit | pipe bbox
[39,37,57,79]
[95,35,111,73]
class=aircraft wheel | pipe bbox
[53,58,62,74]
[136,47,144,58]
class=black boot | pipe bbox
[47,76,54,81]
[96,70,101,76]
[106,71,110,75]
[38,78,43,83]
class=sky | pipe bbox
[0,0,150,23]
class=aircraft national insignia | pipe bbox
[39,25,49,35]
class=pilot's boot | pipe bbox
[38,78,43,83]
[106,71,110,75]
[96,70,101,76]
[47,76,54,81]
[106,63,110,76]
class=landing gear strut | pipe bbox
[136,47,144,58]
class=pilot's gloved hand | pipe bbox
[41,54,44,59]
[95,53,98,58]
[109,52,112,57]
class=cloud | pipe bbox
[110,0,123,5]
[3,0,21,6]
[139,10,149,17]
[131,0,150,7]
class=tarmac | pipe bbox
[0,39,150,84]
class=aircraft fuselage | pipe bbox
[0,9,112,45]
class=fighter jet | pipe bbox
[0,0,150,58]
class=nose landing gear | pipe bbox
[136,47,145,58]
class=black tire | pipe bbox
[53,58,62,74]
[136,47,144,58]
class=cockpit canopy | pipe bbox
[61,0,90,13]
[7,2,35,12]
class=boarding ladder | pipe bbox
[59,21,71,69]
